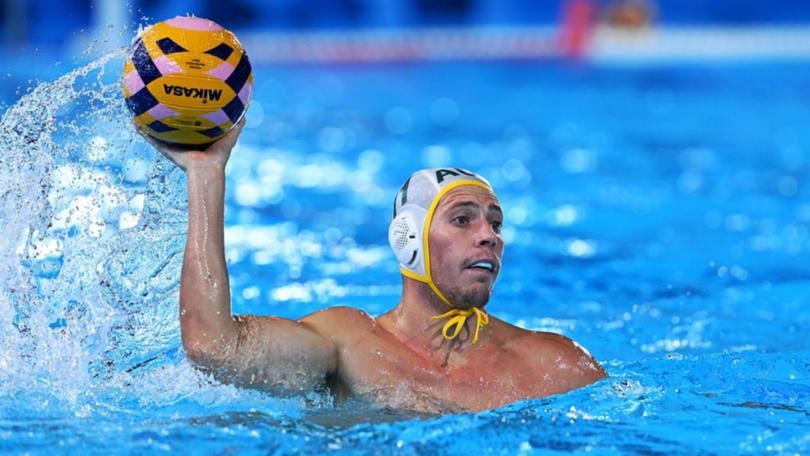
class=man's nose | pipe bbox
[475,220,498,247]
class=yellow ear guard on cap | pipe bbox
[388,168,495,344]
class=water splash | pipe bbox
[0,50,197,416]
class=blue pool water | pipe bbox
[1,52,809,454]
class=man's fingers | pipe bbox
[131,118,244,171]
[219,118,246,150]
[231,117,247,134]
[132,120,186,155]
[132,120,160,147]
[140,132,161,150]
[225,122,244,145]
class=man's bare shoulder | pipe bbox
[494,318,607,382]
[299,306,377,340]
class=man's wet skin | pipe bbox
[149,122,606,415]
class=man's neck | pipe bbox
[378,277,488,367]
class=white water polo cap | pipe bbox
[388,167,494,293]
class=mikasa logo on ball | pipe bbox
[163,84,223,102]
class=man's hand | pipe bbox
[136,118,246,172]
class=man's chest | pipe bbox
[332,337,547,412]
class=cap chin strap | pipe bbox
[432,306,490,344]
[399,179,494,344]
[401,269,490,344]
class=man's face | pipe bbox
[428,185,504,309]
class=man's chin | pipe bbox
[448,286,492,310]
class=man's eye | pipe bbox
[491,221,502,233]
[453,216,469,225]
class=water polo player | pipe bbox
[141,123,606,413]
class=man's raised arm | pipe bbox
[141,120,337,394]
